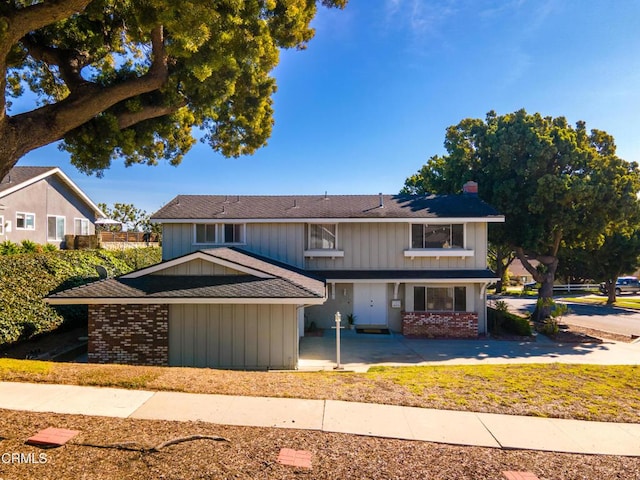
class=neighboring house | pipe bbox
[47,181,504,369]
[0,166,104,247]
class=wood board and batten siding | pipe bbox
[305,222,488,270]
[152,259,242,276]
[169,304,298,370]
[161,223,305,266]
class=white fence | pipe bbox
[524,283,600,293]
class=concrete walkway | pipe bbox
[0,381,638,457]
[299,330,640,372]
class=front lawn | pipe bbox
[561,294,640,310]
[0,361,638,423]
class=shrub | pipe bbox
[20,240,41,253]
[0,240,19,255]
[488,307,532,336]
[0,248,162,346]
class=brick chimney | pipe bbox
[462,181,478,196]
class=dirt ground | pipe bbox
[0,409,638,480]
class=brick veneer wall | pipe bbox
[402,311,478,338]
[88,304,169,365]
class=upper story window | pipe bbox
[47,215,65,241]
[304,223,344,258]
[194,223,245,244]
[0,215,4,235]
[411,224,464,249]
[309,223,337,249]
[16,212,35,230]
[75,218,90,235]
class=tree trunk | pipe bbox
[514,247,559,323]
[605,278,617,305]
[533,263,558,322]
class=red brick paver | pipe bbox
[503,472,541,480]
[26,427,80,447]
[277,448,312,469]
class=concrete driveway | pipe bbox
[298,329,640,372]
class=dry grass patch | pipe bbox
[0,361,638,423]
[0,409,638,480]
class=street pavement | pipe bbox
[0,381,638,456]
[497,295,640,337]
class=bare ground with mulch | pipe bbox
[0,409,638,480]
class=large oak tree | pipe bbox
[0,0,346,179]
[402,109,640,320]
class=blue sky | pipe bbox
[18,0,640,215]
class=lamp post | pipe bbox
[333,311,344,370]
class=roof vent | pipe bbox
[378,193,384,208]
[324,191,328,200]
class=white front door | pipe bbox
[353,283,387,325]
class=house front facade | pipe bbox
[0,166,104,247]
[47,183,504,370]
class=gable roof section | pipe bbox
[0,166,105,217]
[46,247,326,305]
[152,194,504,222]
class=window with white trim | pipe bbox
[308,223,337,249]
[194,223,245,244]
[16,212,35,230]
[413,286,466,312]
[411,224,464,249]
[74,218,90,235]
[0,215,4,235]
[47,215,65,241]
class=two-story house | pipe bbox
[47,182,504,370]
[0,166,104,247]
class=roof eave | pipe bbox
[45,296,326,305]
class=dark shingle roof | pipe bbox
[0,166,57,195]
[152,194,502,220]
[200,247,324,295]
[314,269,499,280]
[47,247,326,302]
[47,276,322,300]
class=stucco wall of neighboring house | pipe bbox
[88,304,169,366]
[168,303,298,370]
[161,223,305,266]
[1,175,96,246]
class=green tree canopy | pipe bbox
[403,109,640,319]
[0,0,347,179]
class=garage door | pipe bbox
[169,304,298,369]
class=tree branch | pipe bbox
[8,25,170,157]
[0,0,91,124]
[117,101,187,130]
[21,35,91,89]
[514,247,542,282]
[2,0,91,47]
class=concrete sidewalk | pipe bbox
[0,381,638,457]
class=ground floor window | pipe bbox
[75,218,89,235]
[47,215,65,241]
[16,212,35,230]
[413,286,466,311]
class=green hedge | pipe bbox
[487,307,532,336]
[0,248,161,345]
